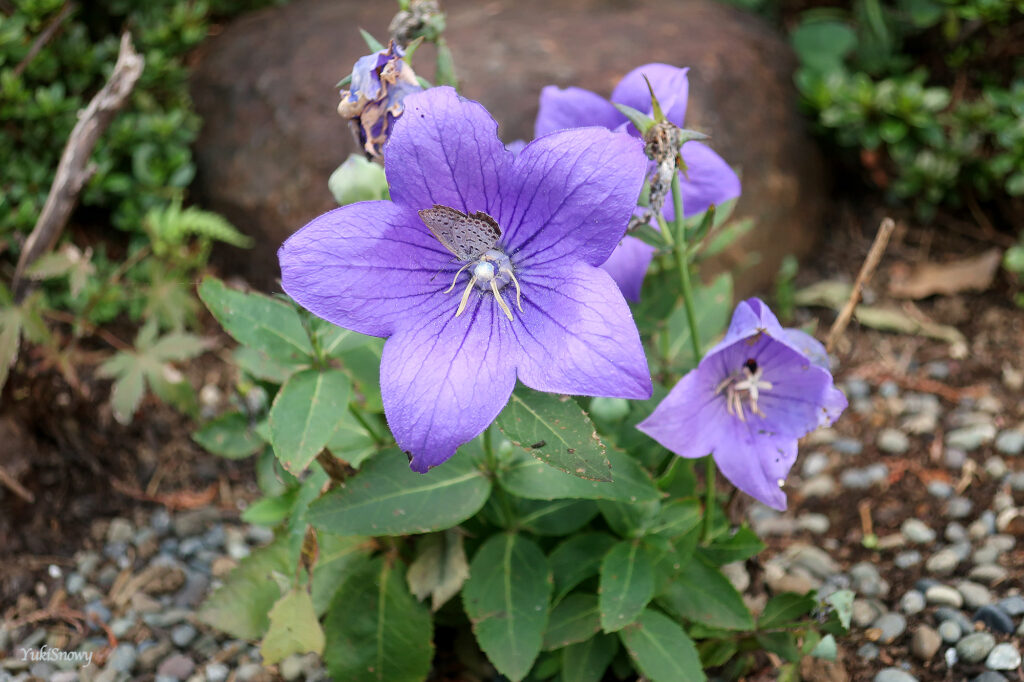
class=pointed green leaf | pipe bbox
[99,355,145,425]
[756,631,801,662]
[326,411,379,469]
[148,332,208,362]
[560,633,619,682]
[516,499,599,536]
[241,491,298,526]
[199,537,291,639]
[269,368,351,474]
[599,541,656,632]
[193,412,263,459]
[406,529,469,611]
[758,592,817,629]
[324,558,433,682]
[612,102,655,134]
[198,277,313,363]
[0,303,23,391]
[619,608,705,682]
[543,594,600,650]
[698,525,764,565]
[549,532,618,603]
[496,389,611,481]
[307,447,491,535]
[658,555,753,630]
[311,533,373,615]
[498,448,660,502]
[260,587,324,664]
[359,28,385,52]
[463,534,551,682]
[648,498,702,539]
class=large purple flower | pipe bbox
[535,63,742,301]
[280,87,652,472]
[637,299,847,510]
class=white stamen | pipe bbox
[716,362,773,421]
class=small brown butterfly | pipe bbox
[418,205,501,261]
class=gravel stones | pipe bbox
[872,612,907,644]
[157,653,196,680]
[985,643,1022,671]
[900,519,936,544]
[878,428,910,454]
[956,632,996,663]
[946,423,997,451]
[972,605,1015,634]
[909,624,942,661]
[874,668,918,682]
[925,584,963,607]
[925,549,962,576]
[996,594,1024,616]
[899,590,925,615]
[957,581,993,609]
[937,619,962,643]
[994,429,1024,455]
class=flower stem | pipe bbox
[665,170,717,543]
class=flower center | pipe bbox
[715,358,773,422]
[445,248,523,321]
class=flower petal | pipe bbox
[705,297,787,357]
[380,295,517,472]
[599,236,657,302]
[385,86,513,215]
[677,142,741,217]
[636,367,724,459]
[713,426,796,511]
[279,201,453,337]
[611,64,690,127]
[534,86,624,138]
[512,261,651,399]
[500,128,647,267]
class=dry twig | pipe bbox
[12,32,144,301]
[12,2,76,78]
[826,217,897,353]
[0,463,34,503]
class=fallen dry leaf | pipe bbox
[889,248,1002,299]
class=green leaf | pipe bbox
[328,154,388,206]
[560,633,619,682]
[791,20,857,73]
[406,529,469,611]
[756,631,801,662]
[311,533,373,615]
[463,533,551,682]
[612,102,655,134]
[148,332,208,362]
[359,28,385,52]
[543,593,601,650]
[826,589,855,630]
[618,608,705,682]
[307,447,491,535]
[599,541,656,632]
[698,525,765,565]
[516,499,600,536]
[198,277,313,363]
[648,499,702,539]
[434,37,457,88]
[98,355,146,424]
[664,273,732,370]
[324,557,433,682]
[496,389,611,481]
[193,412,263,459]
[260,587,324,665]
[326,410,379,468]
[658,555,753,630]
[269,368,351,474]
[598,499,660,538]
[199,536,291,639]
[0,300,23,391]
[233,346,297,384]
[241,491,298,526]
[812,633,838,660]
[549,532,618,603]
[498,449,660,503]
[698,638,738,667]
[758,592,817,629]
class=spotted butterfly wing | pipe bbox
[419,205,501,261]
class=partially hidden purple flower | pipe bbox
[338,41,423,159]
[280,87,652,472]
[637,298,847,510]
[535,63,742,301]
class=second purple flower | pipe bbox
[280,87,653,472]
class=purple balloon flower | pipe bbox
[280,87,652,472]
[637,298,847,510]
[535,63,742,301]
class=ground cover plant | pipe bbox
[193,6,857,680]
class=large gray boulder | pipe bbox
[190,0,827,293]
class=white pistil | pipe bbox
[716,363,773,421]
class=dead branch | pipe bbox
[826,217,896,354]
[0,464,34,502]
[12,32,144,301]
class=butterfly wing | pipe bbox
[419,205,501,261]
